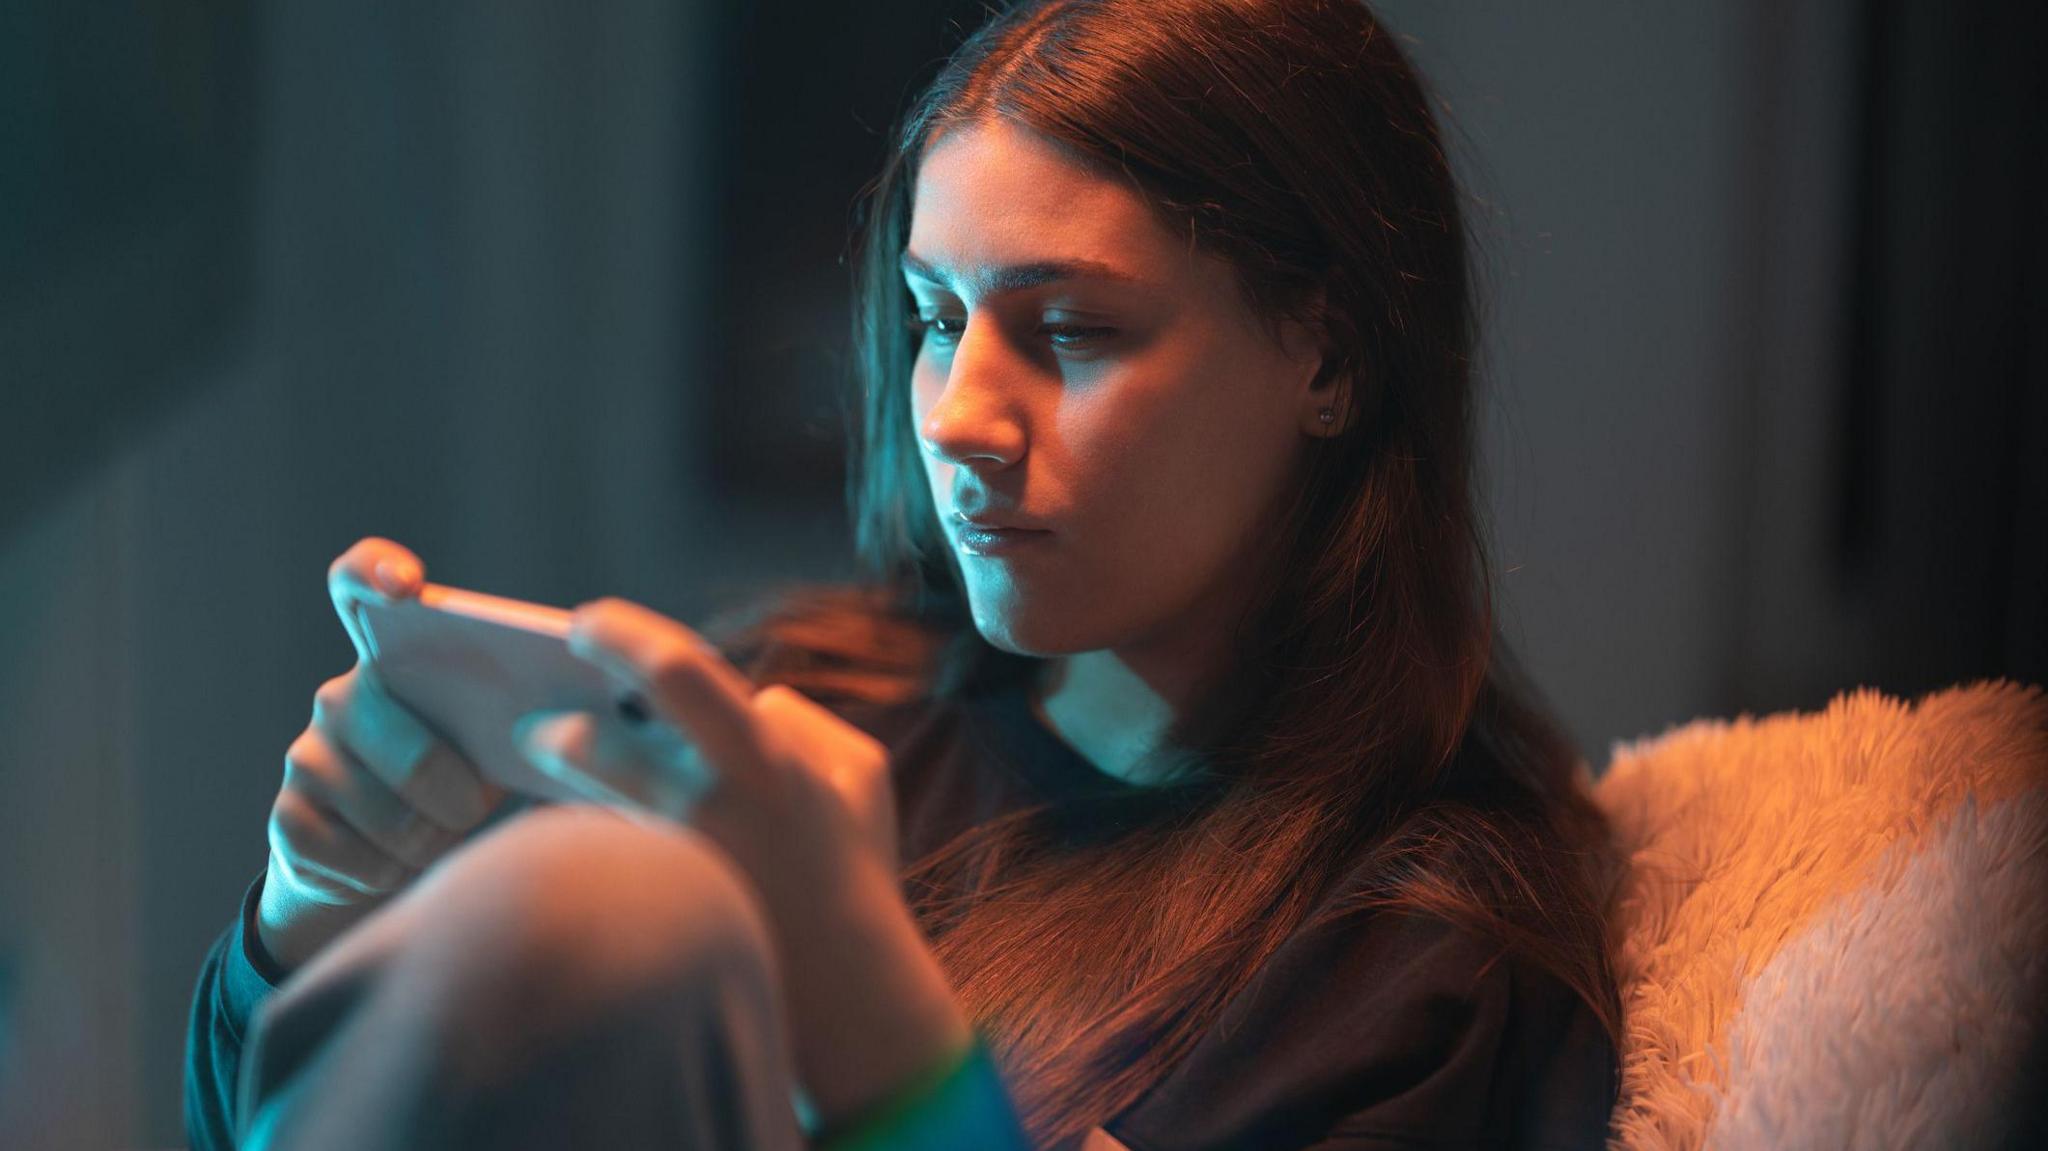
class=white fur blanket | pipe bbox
[1592,679,2048,1150]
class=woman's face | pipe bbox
[906,119,1337,661]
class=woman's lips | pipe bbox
[955,525,1051,555]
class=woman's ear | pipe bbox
[1291,332,1356,439]
[1279,290,1358,439]
[1305,368,1355,438]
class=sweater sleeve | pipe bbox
[812,1033,1033,1151]
[184,871,291,1151]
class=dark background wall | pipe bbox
[3,1,2040,1147]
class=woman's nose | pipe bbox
[920,320,1027,468]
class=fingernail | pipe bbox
[512,714,565,779]
[375,559,417,595]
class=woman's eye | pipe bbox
[904,315,1115,351]
[1041,323,1116,349]
[905,315,966,344]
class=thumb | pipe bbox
[512,708,715,819]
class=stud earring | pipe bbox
[1317,407,1335,424]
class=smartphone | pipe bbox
[342,582,667,808]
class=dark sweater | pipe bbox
[187,671,1618,1150]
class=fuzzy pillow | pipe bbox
[1592,679,2048,1150]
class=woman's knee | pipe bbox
[237,808,801,1144]
[391,805,779,1025]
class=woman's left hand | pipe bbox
[514,595,901,886]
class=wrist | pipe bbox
[254,867,375,976]
[756,849,974,1130]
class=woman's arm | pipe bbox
[184,874,287,1151]
[536,597,1030,1144]
[744,832,980,1129]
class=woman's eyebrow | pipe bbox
[899,251,1147,295]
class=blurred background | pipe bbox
[2,1,2041,1147]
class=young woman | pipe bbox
[187,1,1625,1147]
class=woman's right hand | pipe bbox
[254,537,507,975]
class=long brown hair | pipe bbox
[701,2,1625,1145]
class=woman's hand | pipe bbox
[517,595,972,1131]
[514,595,901,883]
[255,538,507,974]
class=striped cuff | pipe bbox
[811,1034,1032,1151]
